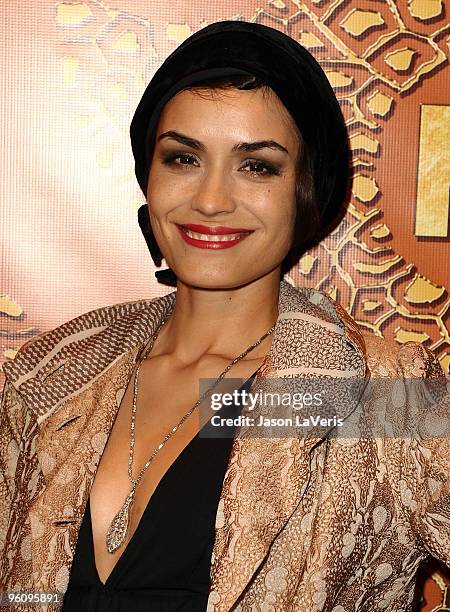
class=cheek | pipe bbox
[146,171,177,218]
[259,186,296,241]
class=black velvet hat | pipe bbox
[130,20,350,285]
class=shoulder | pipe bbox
[310,282,444,379]
[282,281,446,379]
[360,332,446,379]
[3,298,141,373]
[2,291,176,389]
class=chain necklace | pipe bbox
[105,315,276,553]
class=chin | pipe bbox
[172,263,277,291]
[178,275,249,291]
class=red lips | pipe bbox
[176,223,253,250]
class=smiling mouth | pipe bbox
[175,224,254,249]
[178,226,252,242]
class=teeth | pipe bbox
[182,227,249,242]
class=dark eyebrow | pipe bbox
[157,130,289,155]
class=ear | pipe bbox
[138,203,163,266]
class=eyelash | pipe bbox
[161,152,281,177]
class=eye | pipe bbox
[161,152,198,169]
[241,159,281,177]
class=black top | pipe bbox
[62,372,257,612]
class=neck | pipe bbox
[154,269,281,364]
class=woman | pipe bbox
[1,20,449,612]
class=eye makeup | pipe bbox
[160,151,282,177]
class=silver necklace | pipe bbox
[105,316,276,553]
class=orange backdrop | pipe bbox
[1,2,449,608]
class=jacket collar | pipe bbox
[2,291,177,422]
[206,281,369,609]
[2,280,367,413]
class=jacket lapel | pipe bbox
[2,291,177,425]
[207,281,369,610]
[2,292,177,534]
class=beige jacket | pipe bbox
[1,279,449,611]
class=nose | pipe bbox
[190,163,236,216]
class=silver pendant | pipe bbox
[106,489,135,553]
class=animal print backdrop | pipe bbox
[1,1,449,608]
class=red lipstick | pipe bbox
[176,224,253,250]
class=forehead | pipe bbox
[155,87,301,146]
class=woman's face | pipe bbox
[146,85,300,289]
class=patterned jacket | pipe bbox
[1,279,449,611]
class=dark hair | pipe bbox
[142,73,321,284]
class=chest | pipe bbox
[88,355,263,584]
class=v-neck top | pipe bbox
[61,372,257,612]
